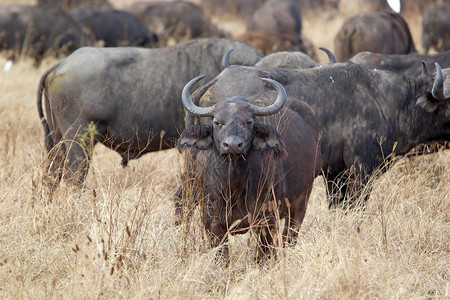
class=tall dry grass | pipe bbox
[0,2,448,299]
[0,54,448,299]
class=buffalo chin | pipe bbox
[221,153,246,161]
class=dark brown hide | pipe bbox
[422,3,450,53]
[178,82,321,260]
[127,1,226,46]
[188,62,449,208]
[334,12,416,62]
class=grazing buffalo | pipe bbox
[422,3,450,54]
[349,51,450,76]
[247,0,302,42]
[69,8,158,47]
[37,38,262,185]
[178,76,321,260]
[334,12,416,62]
[241,0,316,57]
[127,1,225,46]
[0,4,91,64]
[188,62,449,208]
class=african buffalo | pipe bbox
[188,62,449,208]
[37,38,262,185]
[69,7,158,47]
[422,3,450,54]
[241,0,316,57]
[178,76,321,259]
[349,51,450,155]
[0,4,91,64]
[334,12,416,62]
[247,0,302,42]
[349,51,450,76]
[127,1,225,46]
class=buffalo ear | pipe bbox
[416,94,439,113]
[177,125,213,151]
[253,124,288,160]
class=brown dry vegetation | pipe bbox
[0,0,449,299]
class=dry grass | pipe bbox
[0,2,448,299]
[0,53,448,300]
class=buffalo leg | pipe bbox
[325,172,347,208]
[61,123,99,184]
[202,199,230,260]
[43,127,66,187]
[257,225,275,261]
[206,224,230,261]
[285,190,310,245]
[326,171,371,209]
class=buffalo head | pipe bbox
[178,75,287,160]
[416,62,449,116]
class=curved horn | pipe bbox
[319,47,336,64]
[421,60,429,76]
[432,62,445,101]
[221,48,234,69]
[252,78,287,116]
[181,75,214,117]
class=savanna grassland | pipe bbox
[0,0,449,299]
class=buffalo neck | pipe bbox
[202,146,282,206]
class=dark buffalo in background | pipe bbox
[246,0,302,42]
[126,1,226,46]
[178,76,321,259]
[37,38,262,185]
[38,0,112,9]
[188,62,449,208]
[334,12,416,62]
[0,4,91,65]
[238,0,316,59]
[69,7,159,47]
[349,50,450,76]
[422,3,450,53]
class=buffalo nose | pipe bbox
[222,136,244,154]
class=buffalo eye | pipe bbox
[213,120,222,128]
[246,119,253,126]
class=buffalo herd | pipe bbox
[23,0,450,260]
